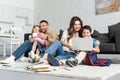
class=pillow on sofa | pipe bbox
[108,22,120,39]
[58,29,64,40]
[92,30,110,43]
[24,33,32,41]
[91,30,100,37]
[96,34,110,43]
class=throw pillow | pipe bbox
[108,22,120,39]
[96,34,110,43]
[91,30,100,37]
[58,29,64,40]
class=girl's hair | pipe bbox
[67,16,83,41]
[31,25,39,33]
[82,25,92,33]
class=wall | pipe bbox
[34,0,120,33]
[0,0,34,55]
[0,0,34,10]
[0,0,34,33]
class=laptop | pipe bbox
[72,37,93,51]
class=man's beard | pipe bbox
[39,29,47,33]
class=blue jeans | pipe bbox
[12,40,46,60]
[37,43,46,57]
[56,51,76,61]
[45,40,76,61]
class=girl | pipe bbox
[28,25,46,61]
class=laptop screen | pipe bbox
[72,37,93,51]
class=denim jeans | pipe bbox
[56,51,76,61]
[12,40,32,60]
[37,43,46,57]
[45,40,64,55]
[12,40,46,60]
[45,40,76,61]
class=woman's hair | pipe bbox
[31,25,39,33]
[82,25,92,33]
[67,16,83,41]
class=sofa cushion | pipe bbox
[100,43,115,53]
[115,30,120,53]
[96,34,110,43]
[108,22,120,39]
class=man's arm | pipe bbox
[46,31,58,43]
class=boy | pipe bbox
[66,25,100,67]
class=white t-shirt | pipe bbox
[62,30,79,52]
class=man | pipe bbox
[0,20,58,64]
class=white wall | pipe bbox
[0,0,34,55]
[34,0,120,33]
[0,0,34,10]
[0,0,34,33]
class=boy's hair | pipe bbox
[39,20,49,25]
[82,25,92,33]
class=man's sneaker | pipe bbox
[0,57,15,64]
[66,57,78,67]
[19,56,33,63]
[29,51,35,59]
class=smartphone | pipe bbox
[32,33,37,38]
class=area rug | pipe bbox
[0,62,120,80]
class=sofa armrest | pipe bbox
[115,30,120,53]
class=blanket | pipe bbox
[0,62,120,80]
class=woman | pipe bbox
[40,16,84,66]
[60,16,86,65]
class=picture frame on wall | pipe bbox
[95,0,120,15]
